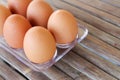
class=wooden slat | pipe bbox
[55,60,92,80]
[80,35,120,65]
[73,44,120,79]
[62,51,117,80]
[0,48,50,80]
[77,19,120,49]
[77,0,120,17]
[0,75,5,80]
[63,0,120,27]
[101,0,120,8]
[42,66,73,80]
[0,59,26,80]
[0,48,73,80]
[52,0,120,39]
[25,71,50,80]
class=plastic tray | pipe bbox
[0,24,88,72]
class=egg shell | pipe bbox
[0,4,11,35]
[3,14,32,48]
[27,0,53,27]
[48,10,78,44]
[24,26,56,64]
[7,0,32,17]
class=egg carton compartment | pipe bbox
[0,24,88,72]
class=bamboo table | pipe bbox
[0,0,120,80]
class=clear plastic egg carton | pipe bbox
[0,24,88,72]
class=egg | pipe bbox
[24,26,56,64]
[27,0,53,27]
[3,14,32,48]
[7,0,32,17]
[0,4,11,35]
[48,10,78,44]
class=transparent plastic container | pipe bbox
[0,24,88,72]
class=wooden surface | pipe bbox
[0,0,120,80]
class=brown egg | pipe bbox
[48,10,78,44]
[7,0,32,17]
[3,14,32,48]
[24,26,56,64]
[27,0,53,27]
[0,4,11,35]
